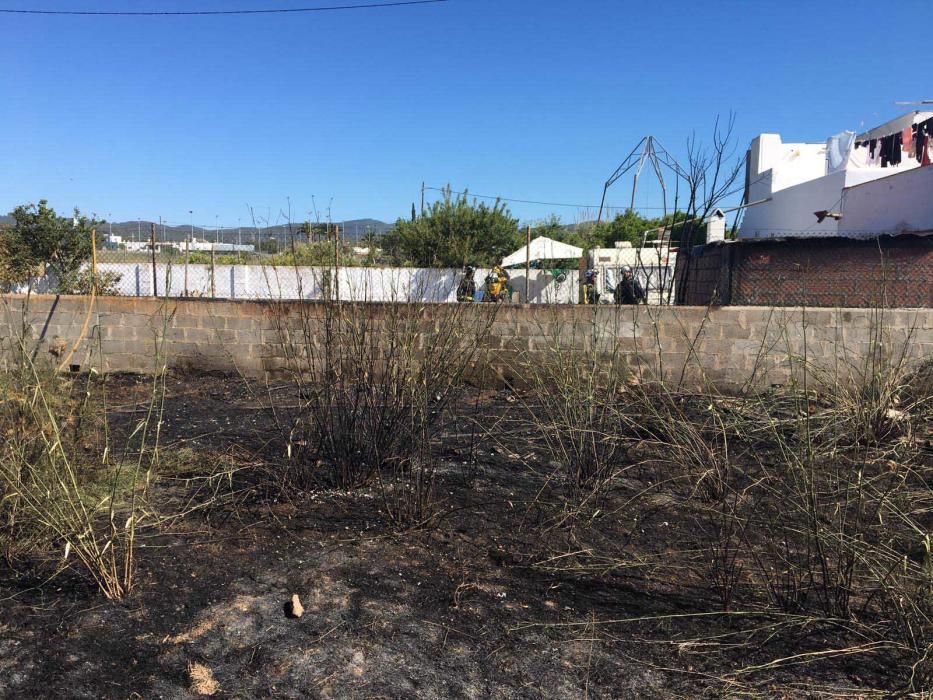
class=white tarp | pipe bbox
[501,236,582,268]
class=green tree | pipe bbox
[591,209,659,248]
[530,214,587,248]
[383,188,521,267]
[0,200,100,292]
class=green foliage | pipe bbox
[58,269,123,296]
[383,187,521,267]
[569,209,693,249]
[266,241,362,267]
[0,200,99,292]
[530,215,587,248]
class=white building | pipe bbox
[739,111,933,239]
[105,235,254,253]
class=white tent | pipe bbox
[501,236,583,268]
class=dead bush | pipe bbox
[267,290,494,524]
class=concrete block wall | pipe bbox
[1,295,930,392]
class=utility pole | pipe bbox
[420,182,425,215]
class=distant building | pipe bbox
[105,235,254,254]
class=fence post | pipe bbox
[210,245,216,298]
[184,238,189,297]
[150,223,158,297]
[334,224,340,302]
[524,224,531,303]
[90,227,98,295]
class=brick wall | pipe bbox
[676,235,932,308]
[1,295,930,392]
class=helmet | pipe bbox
[585,269,597,279]
[621,265,633,275]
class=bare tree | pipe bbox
[672,114,745,304]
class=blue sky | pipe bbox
[0,0,921,228]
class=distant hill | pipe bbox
[0,215,394,243]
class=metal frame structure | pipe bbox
[596,136,693,224]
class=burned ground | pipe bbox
[0,371,927,698]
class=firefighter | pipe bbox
[484,265,510,302]
[613,265,646,304]
[457,265,476,302]
[581,269,600,305]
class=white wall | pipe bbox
[839,165,933,236]
[740,170,847,238]
[83,264,584,304]
[748,134,828,195]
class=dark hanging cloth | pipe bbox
[890,132,903,165]
[869,138,877,159]
[880,135,892,167]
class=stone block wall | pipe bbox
[1,295,930,392]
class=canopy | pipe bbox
[501,236,583,268]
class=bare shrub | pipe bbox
[267,286,495,524]
[513,308,633,495]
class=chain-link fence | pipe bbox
[74,224,679,304]
[677,235,931,307]
[9,225,680,305]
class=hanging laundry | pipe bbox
[891,132,902,165]
[902,127,913,155]
[826,130,855,172]
[869,138,877,163]
[880,134,892,167]
[924,136,932,167]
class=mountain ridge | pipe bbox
[0,215,393,242]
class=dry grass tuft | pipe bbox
[187,661,220,696]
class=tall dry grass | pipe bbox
[0,300,169,598]
[514,305,932,690]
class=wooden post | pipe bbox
[334,224,340,302]
[184,238,189,297]
[524,224,531,303]
[90,227,98,295]
[150,223,158,297]
[210,245,216,298]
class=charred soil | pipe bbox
[0,371,927,699]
